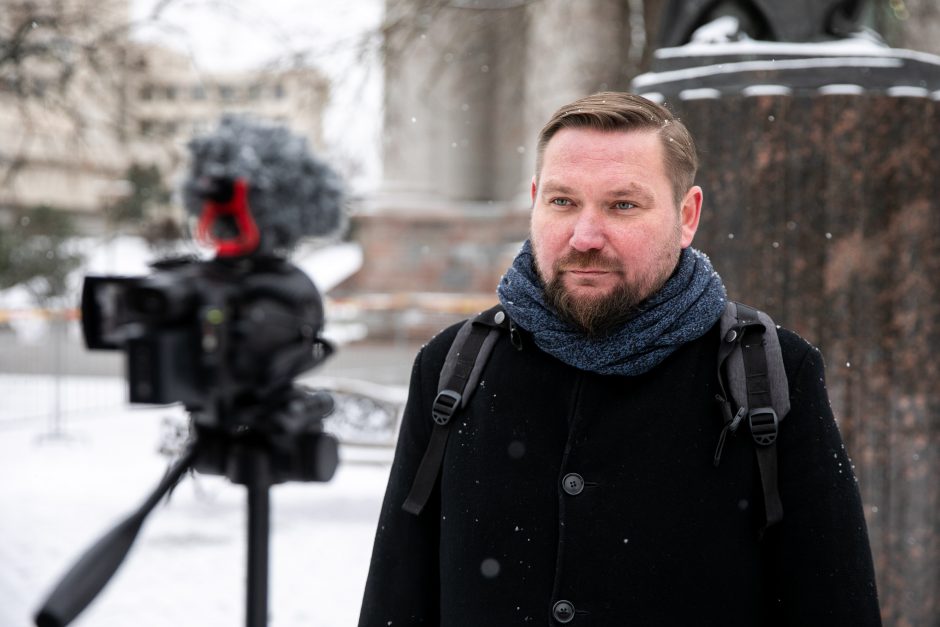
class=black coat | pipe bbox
[358,319,882,626]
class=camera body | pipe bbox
[82,254,329,408]
[81,254,338,484]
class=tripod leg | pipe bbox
[35,446,196,627]
[247,482,269,627]
[246,454,271,627]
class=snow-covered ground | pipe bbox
[0,375,391,627]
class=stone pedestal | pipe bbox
[338,198,527,338]
[633,41,940,626]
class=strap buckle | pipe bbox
[431,390,462,426]
[748,407,778,446]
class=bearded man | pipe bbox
[358,92,881,626]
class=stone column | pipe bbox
[380,0,530,203]
[521,0,632,194]
[380,0,443,199]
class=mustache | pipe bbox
[555,249,624,272]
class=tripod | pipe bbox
[34,389,338,627]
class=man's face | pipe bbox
[530,127,702,334]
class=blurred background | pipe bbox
[1,0,938,625]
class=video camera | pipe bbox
[36,115,348,627]
[81,117,340,483]
[79,115,345,484]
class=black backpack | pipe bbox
[403,302,789,536]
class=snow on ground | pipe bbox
[0,375,390,627]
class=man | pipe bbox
[358,92,881,626]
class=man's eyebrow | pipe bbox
[539,181,575,195]
[541,181,656,201]
[607,185,656,203]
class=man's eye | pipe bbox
[614,201,636,210]
[551,198,571,206]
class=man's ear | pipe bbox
[531,176,538,205]
[679,185,703,248]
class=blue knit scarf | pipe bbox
[496,240,727,376]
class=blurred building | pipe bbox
[0,0,131,226]
[0,0,330,233]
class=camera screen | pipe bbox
[81,276,142,350]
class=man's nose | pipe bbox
[569,208,606,252]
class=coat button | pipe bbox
[562,473,584,496]
[552,600,575,623]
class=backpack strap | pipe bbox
[714,301,790,536]
[402,305,511,516]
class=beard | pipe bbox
[537,246,681,338]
